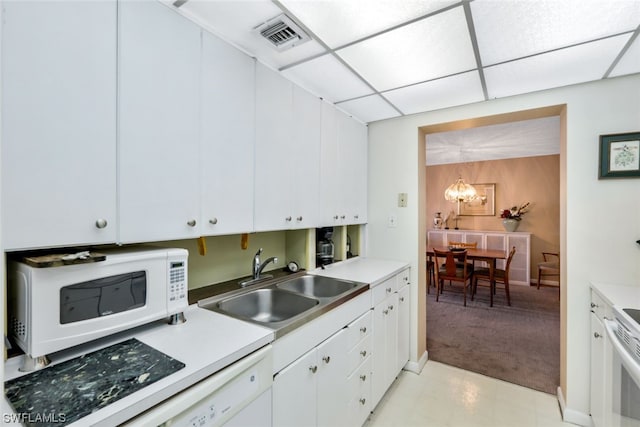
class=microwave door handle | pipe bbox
[604,319,640,387]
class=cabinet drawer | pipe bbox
[347,311,372,349]
[347,358,372,427]
[372,277,396,306]
[348,334,372,373]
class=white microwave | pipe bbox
[7,246,189,363]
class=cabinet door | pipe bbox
[590,312,607,427]
[254,63,294,231]
[319,102,341,226]
[118,1,201,243]
[290,86,321,229]
[317,329,348,427]
[396,277,411,374]
[372,292,399,406]
[506,234,531,285]
[200,31,255,235]
[273,348,317,427]
[337,113,368,224]
[1,1,117,249]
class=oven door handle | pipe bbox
[604,319,640,387]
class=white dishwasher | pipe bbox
[123,344,273,427]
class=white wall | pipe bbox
[367,73,640,423]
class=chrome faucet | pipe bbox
[252,248,278,280]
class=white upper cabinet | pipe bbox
[254,63,321,231]
[338,112,368,224]
[117,1,202,243]
[200,31,255,236]
[319,103,368,227]
[1,1,118,250]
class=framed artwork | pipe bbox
[459,183,495,216]
[599,132,640,179]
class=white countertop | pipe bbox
[591,281,640,309]
[311,257,409,286]
[3,304,274,426]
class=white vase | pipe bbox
[433,212,443,229]
[502,219,520,232]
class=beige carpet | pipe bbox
[426,282,560,394]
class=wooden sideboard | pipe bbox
[427,229,531,286]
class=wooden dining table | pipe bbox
[427,246,507,304]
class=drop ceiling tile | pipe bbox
[280,0,458,48]
[610,35,640,77]
[472,0,640,66]
[384,71,485,115]
[484,34,632,99]
[336,95,400,123]
[281,54,374,103]
[336,6,476,92]
[175,0,326,69]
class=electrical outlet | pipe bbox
[398,193,408,207]
[388,214,397,228]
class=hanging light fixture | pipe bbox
[444,177,478,215]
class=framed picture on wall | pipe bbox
[599,131,640,179]
[460,183,495,216]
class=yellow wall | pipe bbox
[426,154,560,282]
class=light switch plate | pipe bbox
[398,193,408,207]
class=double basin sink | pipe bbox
[199,274,369,338]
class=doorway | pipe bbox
[419,105,566,394]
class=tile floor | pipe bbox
[364,361,574,427]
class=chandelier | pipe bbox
[444,177,477,214]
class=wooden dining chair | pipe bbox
[433,248,474,306]
[426,258,435,294]
[472,246,516,307]
[537,252,560,296]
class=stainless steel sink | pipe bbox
[198,272,369,338]
[215,288,318,323]
[276,275,358,298]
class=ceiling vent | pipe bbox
[254,14,310,51]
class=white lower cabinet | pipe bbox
[371,268,411,408]
[273,329,348,427]
[372,277,399,406]
[396,274,411,374]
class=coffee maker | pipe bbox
[316,227,335,266]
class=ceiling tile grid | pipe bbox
[167,0,640,124]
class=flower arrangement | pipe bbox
[500,202,530,221]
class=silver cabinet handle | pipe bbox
[297,216,303,221]
[383,309,389,315]
[386,287,392,293]
[359,398,366,405]
[187,219,196,227]
[95,219,108,229]
[360,326,367,333]
[400,297,405,302]
[322,356,330,364]
[309,365,318,374]
[285,216,292,222]
[590,302,598,308]
[388,305,394,311]
[360,350,367,357]
[334,215,339,220]
[594,332,602,338]
[340,215,346,219]
[209,218,218,225]
[360,374,367,381]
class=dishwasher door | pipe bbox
[123,345,273,427]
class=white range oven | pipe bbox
[601,305,640,427]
